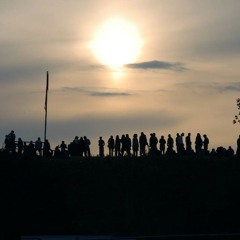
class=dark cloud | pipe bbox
[88,60,187,72]
[205,82,240,93]
[62,86,131,97]
[124,60,186,71]
[176,81,240,93]
[90,92,130,97]
[221,83,240,92]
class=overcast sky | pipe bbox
[1,0,240,155]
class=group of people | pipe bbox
[2,130,238,158]
[98,134,143,158]
[98,132,213,157]
[97,132,236,158]
[3,131,53,157]
[3,131,92,158]
[55,136,92,158]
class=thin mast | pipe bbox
[44,71,49,142]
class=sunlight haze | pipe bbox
[90,18,143,67]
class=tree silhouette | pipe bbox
[233,98,240,124]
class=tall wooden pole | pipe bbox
[44,71,49,142]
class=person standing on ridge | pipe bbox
[98,136,105,157]
[84,136,91,157]
[203,134,209,155]
[107,135,115,157]
[167,134,174,154]
[195,133,203,155]
[186,133,192,152]
[159,135,166,155]
[35,137,43,156]
[139,132,148,156]
[132,133,139,157]
[237,135,240,157]
[115,135,121,157]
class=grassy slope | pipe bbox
[1,154,240,236]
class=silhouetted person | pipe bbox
[60,141,67,152]
[167,134,174,154]
[70,136,79,156]
[35,137,43,156]
[176,133,180,154]
[203,134,209,155]
[43,139,52,157]
[54,146,61,158]
[185,133,192,152]
[195,133,203,155]
[115,135,121,157]
[98,136,105,157]
[5,130,16,153]
[210,148,217,157]
[28,141,35,156]
[149,133,158,155]
[108,136,114,157]
[83,136,91,157]
[8,130,16,141]
[237,135,240,157]
[17,138,23,155]
[216,146,226,157]
[125,134,131,156]
[132,133,139,157]
[60,141,68,157]
[23,142,32,156]
[226,146,234,157]
[79,137,85,157]
[121,134,126,156]
[159,135,166,155]
[139,132,148,156]
[176,133,185,155]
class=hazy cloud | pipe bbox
[87,60,187,72]
[90,92,130,97]
[176,81,240,93]
[221,83,240,92]
[62,87,131,97]
[124,60,186,71]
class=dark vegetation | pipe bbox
[1,153,240,237]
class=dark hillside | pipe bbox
[1,155,240,237]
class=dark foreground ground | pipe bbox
[1,154,240,238]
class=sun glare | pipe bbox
[90,18,143,68]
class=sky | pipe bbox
[1,0,240,155]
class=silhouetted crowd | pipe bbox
[2,130,239,159]
[98,132,235,158]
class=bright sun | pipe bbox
[90,18,143,68]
